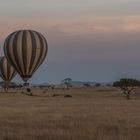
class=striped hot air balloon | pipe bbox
[0,56,16,82]
[4,30,48,82]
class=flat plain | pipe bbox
[0,87,140,140]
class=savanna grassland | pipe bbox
[0,87,140,140]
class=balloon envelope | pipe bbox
[0,56,17,82]
[4,30,48,82]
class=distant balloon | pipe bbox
[4,30,48,82]
[0,56,16,82]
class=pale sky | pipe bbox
[0,0,140,83]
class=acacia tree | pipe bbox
[84,83,91,88]
[113,78,140,100]
[62,78,72,90]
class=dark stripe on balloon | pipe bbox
[2,58,6,81]
[7,59,11,80]
[33,34,47,73]
[32,32,44,73]
[4,35,13,67]
[22,31,27,74]
[10,70,16,81]
[41,35,48,58]
[43,35,48,61]
[0,58,5,80]
[29,31,37,74]
[13,31,22,75]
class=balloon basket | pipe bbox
[22,82,32,96]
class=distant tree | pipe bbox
[106,84,112,87]
[62,78,72,90]
[95,83,101,87]
[51,85,55,90]
[113,78,140,100]
[84,83,91,88]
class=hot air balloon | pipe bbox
[0,56,17,92]
[3,30,48,82]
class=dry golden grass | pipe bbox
[0,87,139,140]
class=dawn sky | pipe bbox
[0,0,140,83]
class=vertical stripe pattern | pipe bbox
[0,57,17,82]
[4,30,48,82]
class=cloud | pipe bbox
[0,15,140,47]
[51,16,140,35]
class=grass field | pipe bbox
[0,87,140,140]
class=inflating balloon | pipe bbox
[4,30,48,82]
